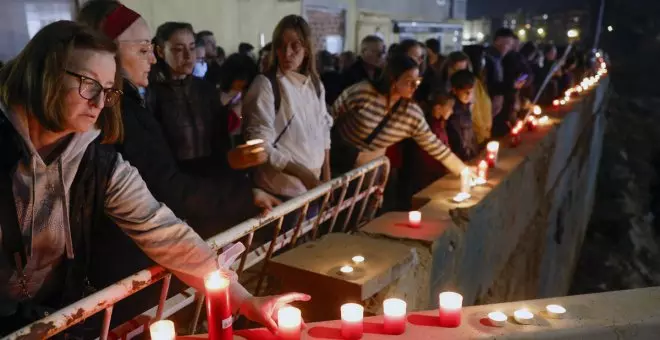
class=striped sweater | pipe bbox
[331,81,466,175]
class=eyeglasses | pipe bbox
[65,70,122,108]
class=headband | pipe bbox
[102,5,141,40]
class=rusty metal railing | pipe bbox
[6,157,390,340]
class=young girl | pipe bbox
[412,92,456,192]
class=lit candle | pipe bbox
[533,105,542,115]
[473,160,488,186]
[245,139,264,146]
[340,265,354,275]
[560,99,567,106]
[526,116,538,131]
[486,141,499,168]
[278,306,302,340]
[204,271,233,340]
[511,123,522,147]
[383,298,407,335]
[150,320,176,340]
[576,85,583,93]
[545,304,567,319]
[452,192,471,203]
[513,308,534,325]
[539,116,550,125]
[438,292,463,327]
[352,256,365,265]
[553,99,560,106]
[408,211,422,228]
[487,311,507,328]
[340,303,364,339]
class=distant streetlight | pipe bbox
[607,25,614,32]
[567,29,580,38]
[542,14,548,20]
[518,29,526,37]
[537,28,546,36]
[477,32,485,40]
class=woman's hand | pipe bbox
[252,188,283,215]
[228,143,267,170]
[239,293,312,334]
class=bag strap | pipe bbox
[363,99,404,146]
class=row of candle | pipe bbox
[487,304,567,327]
[553,65,607,108]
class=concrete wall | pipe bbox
[363,80,609,310]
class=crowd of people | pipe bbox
[0,0,598,337]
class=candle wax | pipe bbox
[408,211,421,227]
[278,306,302,340]
[438,292,463,327]
[341,303,363,339]
[383,298,407,335]
[150,320,176,340]
[205,271,233,340]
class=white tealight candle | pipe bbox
[487,311,508,327]
[545,304,566,319]
[352,256,365,265]
[150,320,176,340]
[246,139,264,146]
[533,105,542,115]
[453,192,471,203]
[340,265,354,274]
[460,167,471,194]
[539,116,550,125]
[514,308,534,325]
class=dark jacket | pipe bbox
[87,81,257,328]
[447,99,478,161]
[0,114,116,336]
[412,115,449,192]
[485,46,506,98]
[341,57,382,91]
[321,70,343,107]
[146,75,230,175]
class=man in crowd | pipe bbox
[341,35,386,90]
[484,28,517,135]
[198,30,224,88]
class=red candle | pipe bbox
[383,298,407,335]
[205,271,233,340]
[278,306,302,340]
[340,303,363,339]
[486,141,499,168]
[438,292,463,328]
[408,211,421,228]
[510,127,521,147]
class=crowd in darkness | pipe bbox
[0,0,597,336]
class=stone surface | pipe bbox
[183,287,660,340]
[267,233,418,321]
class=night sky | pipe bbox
[468,0,591,19]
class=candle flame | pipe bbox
[546,304,566,314]
[383,298,407,317]
[539,116,549,125]
[439,292,463,309]
[553,99,560,106]
[246,139,264,146]
[341,303,364,322]
[352,255,365,264]
[486,141,500,152]
[533,105,542,115]
[278,306,302,328]
[340,265,354,274]
[204,271,230,290]
[150,320,176,340]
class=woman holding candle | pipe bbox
[0,20,310,337]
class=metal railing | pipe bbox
[7,157,390,340]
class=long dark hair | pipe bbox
[372,54,419,95]
[269,15,318,82]
[153,22,195,81]
[219,53,258,92]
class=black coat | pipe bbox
[88,81,257,326]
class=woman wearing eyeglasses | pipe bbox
[330,55,467,176]
[0,19,309,338]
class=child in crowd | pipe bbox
[412,91,456,192]
[447,69,479,161]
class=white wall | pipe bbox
[122,0,302,54]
